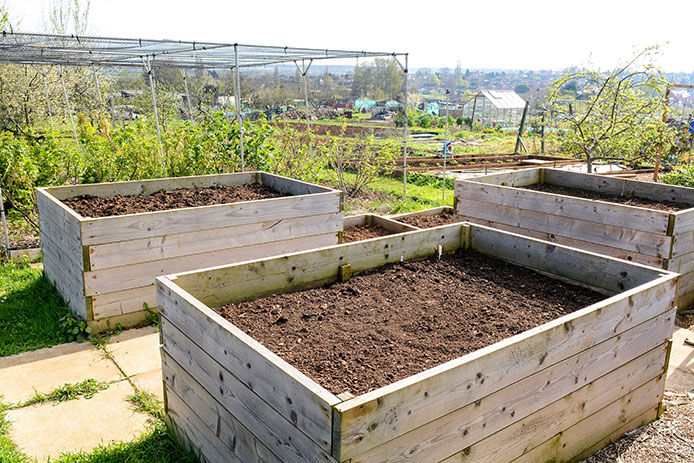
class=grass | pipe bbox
[16,379,110,409]
[0,405,28,463]
[127,390,165,422]
[0,260,74,357]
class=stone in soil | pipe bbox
[61,183,286,218]
[523,182,691,211]
[215,250,604,395]
[342,224,395,243]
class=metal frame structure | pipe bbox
[0,31,409,178]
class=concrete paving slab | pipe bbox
[6,380,150,461]
[0,342,123,404]
[666,327,694,393]
[107,326,161,378]
[130,369,164,403]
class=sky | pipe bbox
[3,0,694,73]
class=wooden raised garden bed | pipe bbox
[157,223,677,463]
[454,167,694,310]
[37,172,342,330]
[342,214,417,242]
[390,205,465,228]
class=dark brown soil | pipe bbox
[215,250,604,395]
[62,184,286,218]
[397,212,465,228]
[342,224,395,243]
[523,183,690,211]
[9,235,40,250]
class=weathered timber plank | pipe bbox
[463,217,663,267]
[457,198,672,258]
[44,172,256,201]
[158,278,339,452]
[672,209,694,235]
[372,215,419,233]
[347,321,671,463]
[469,224,662,293]
[42,247,87,319]
[36,189,81,241]
[91,285,156,319]
[38,211,84,270]
[671,231,694,258]
[563,408,658,463]
[389,206,455,220]
[88,212,342,270]
[510,379,663,463]
[664,249,694,274]
[343,215,368,227]
[676,287,694,311]
[40,231,84,294]
[162,351,283,463]
[166,387,245,463]
[80,192,340,245]
[544,168,694,205]
[466,168,541,187]
[85,233,337,296]
[333,274,676,460]
[171,224,465,307]
[455,180,670,234]
[259,172,336,195]
[439,374,663,463]
[161,323,337,462]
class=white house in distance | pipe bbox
[462,90,526,127]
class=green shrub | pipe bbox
[663,164,694,188]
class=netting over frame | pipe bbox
[0,31,406,69]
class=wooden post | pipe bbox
[515,101,529,154]
[654,84,671,182]
[540,112,545,154]
[469,95,477,130]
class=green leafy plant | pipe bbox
[59,314,92,343]
[663,164,694,188]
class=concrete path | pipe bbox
[1,324,692,461]
[0,326,163,461]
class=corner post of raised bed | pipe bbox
[461,223,471,250]
[658,338,674,419]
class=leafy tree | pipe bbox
[351,58,403,100]
[547,46,677,172]
[514,84,530,94]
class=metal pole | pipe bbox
[469,95,477,130]
[91,64,103,106]
[41,66,55,132]
[59,65,80,149]
[654,84,671,181]
[515,101,529,154]
[301,59,312,132]
[182,69,193,119]
[143,59,164,160]
[442,89,449,201]
[395,54,408,197]
[0,185,10,260]
[234,44,245,171]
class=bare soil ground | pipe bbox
[215,250,604,395]
[524,183,690,211]
[397,212,465,228]
[342,224,395,243]
[61,184,285,218]
[582,392,694,463]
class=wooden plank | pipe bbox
[455,180,670,234]
[469,224,663,293]
[91,285,156,320]
[333,274,675,460]
[343,215,368,227]
[84,232,337,296]
[457,198,672,258]
[671,231,694,258]
[389,206,455,220]
[162,352,283,463]
[40,231,84,294]
[36,189,81,242]
[439,374,663,463]
[166,387,244,463]
[664,249,694,274]
[544,168,694,205]
[259,172,336,195]
[464,217,663,268]
[158,278,340,452]
[676,287,694,311]
[80,191,340,245]
[347,322,671,463]
[161,323,337,462]
[465,168,541,187]
[672,208,694,235]
[564,407,659,463]
[42,247,87,319]
[44,172,256,200]
[510,380,663,463]
[171,224,465,307]
[88,212,342,270]
[38,211,84,271]
[372,215,419,233]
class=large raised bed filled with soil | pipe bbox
[157,223,677,463]
[37,172,342,330]
[390,205,465,229]
[341,214,417,243]
[455,167,694,310]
